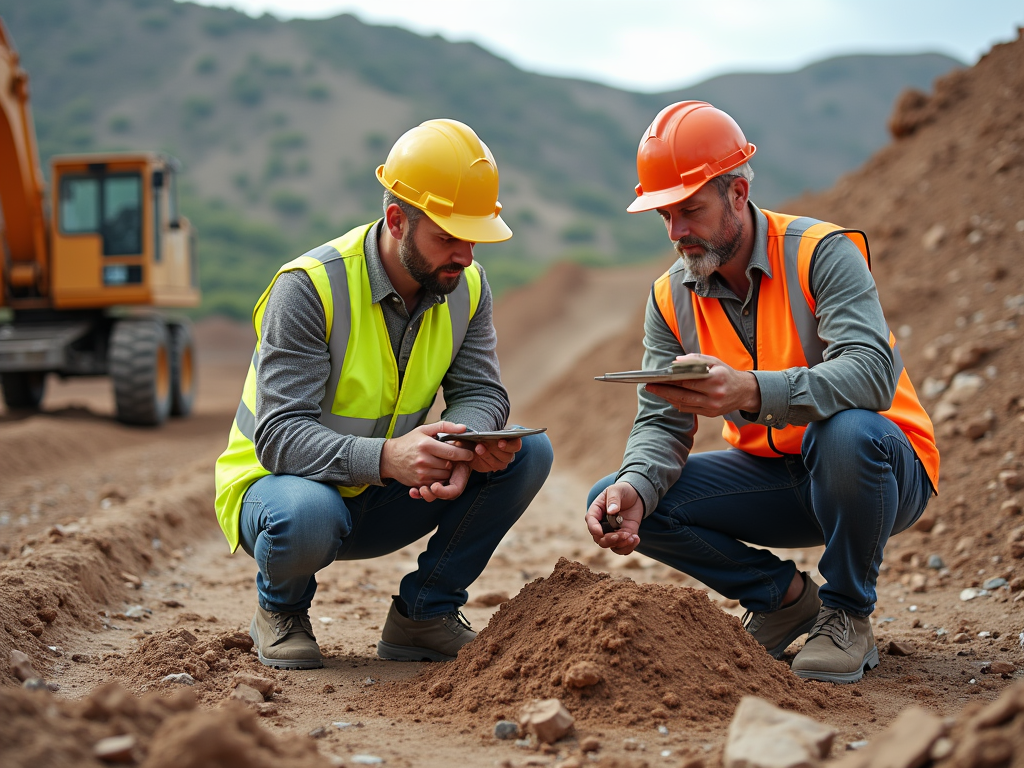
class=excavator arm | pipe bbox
[0,17,49,306]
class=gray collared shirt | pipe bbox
[252,220,510,487]
[618,203,896,517]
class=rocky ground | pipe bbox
[3,28,1024,768]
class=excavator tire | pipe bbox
[169,321,196,417]
[0,371,46,411]
[109,318,172,426]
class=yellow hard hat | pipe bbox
[376,119,512,243]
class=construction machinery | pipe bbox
[0,17,198,425]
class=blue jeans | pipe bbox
[239,433,553,619]
[589,410,933,617]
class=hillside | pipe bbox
[0,0,960,317]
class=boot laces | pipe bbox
[808,607,851,646]
[742,609,767,634]
[443,610,473,633]
[271,610,314,638]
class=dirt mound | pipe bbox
[0,683,330,768]
[933,680,1024,767]
[374,559,862,729]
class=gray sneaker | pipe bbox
[249,605,323,670]
[791,606,879,683]
[743,572,821,658]
[376,598,477,662]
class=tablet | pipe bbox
[436,427,547,443]
[594,361,711,384]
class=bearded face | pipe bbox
[674,200,745,279]
[398,225,464,295]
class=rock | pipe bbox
[161,673,195,685]
[520,699,575,744]
[943,372,984,404]
[221,631,255,651]
[1001,471,1023,491]
[494,720,520,740]
[1001,499,1022,516]
[22,677,48,691]
[121,571,142,589]
[255,702,278,717]
[960,588,989,601]
[930,401,958,424]
[964,414,995,440]
[351,756,384,765]
[93,734,136,763]
[723,696,835,768]
[232,672,275,698]
[9,649,38,682]
[921,224,946,251]
[563,661,603,689]
[308,726,327,739]
[912,514,937,533]
[579,737,601,753]
[927,555,945,569]
[952,633,971,644]
[909,573,928,593]
[949,341,992,374]
[829,707,946,768]
[161,599,185,608]
[231,684,265,705]
[887,640,916,657]
[983,577,1008,590]
[985,661,1016,675]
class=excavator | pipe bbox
[0,17,199,425]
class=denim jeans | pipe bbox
[239,433,553,619]
[588,410,934,617]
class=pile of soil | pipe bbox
[934,680,1024,767]
[374,559,863,729]
[0,683,329,768]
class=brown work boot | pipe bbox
[377,598,477,662]
[742,571,821,659]
[249,605,323,670]
[791,606,879,683]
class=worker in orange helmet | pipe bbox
[586,102,939,683]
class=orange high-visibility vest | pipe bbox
[653,209,939,492]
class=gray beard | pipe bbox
[674,207,744,282]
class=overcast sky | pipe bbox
[180,0,1024,92]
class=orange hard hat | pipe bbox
[627,101,756,213]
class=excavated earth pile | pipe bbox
[373,559,862,729]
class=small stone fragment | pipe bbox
[9,650,38,682]
[909,573,928,593]
[912,514,936,533]
[986,661,1016,675]
[579,737,601,753]
[221,632,255,651]
[121,572,142,589]
[351,756,383,765]
[563,660,603,689]
[952,633,971,644]
[93,734,136,763]
[1001,499,1022,517]
[232,672,275,698]
[161,599,185,608]
[927,555,945,570]
[494,720,520,740]
[887,640,916,657]
[520,698,575,744]
[308,726,327,739]
[1000,471,1023,491]
[983,577,1008,590]
[231,684,265,705]
[724,696,835,768]
[161,673,195,686]
[22,677,48,691]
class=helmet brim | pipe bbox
[423,210,513,244]
[626,183,704,213]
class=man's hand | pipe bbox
[381,421,476,500]
[452,437,522,474]
[585,481,644,556]
[645,353,761,417]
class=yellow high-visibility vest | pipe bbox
[214,222,482,551]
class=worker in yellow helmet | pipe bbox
[586,102,938,683]
[215,120,553,670]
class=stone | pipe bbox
[231,684,265,705]
[563,661,603,689]
[232,672,275,698]
[887,640,916,657]
[983,577,1008,590]
[22,677,48,691]
[952,633,971,644]
[121,572,142,589]
[1000,471,1023,491]
[964,414,995,440]
[221,631,255,651]
[944,372,984,404]
[494,720,520,740]
[912,514,937,533]
[960,588,988,601]
[351,756,384,765]
[93,734,137,763]
[579,737,601,753]
[986,661,1016,675]
[9,649,38,682]
[161,673,195,685]
[829,707,946,768]
[519,699,575,744]
[308,726,327,739]
[909,573,928,593]
[1003,499,1023,516]
[724,696,835,768]
[926,555,945,569]
[921,224,946,252]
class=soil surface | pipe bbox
[3,30,1024,768]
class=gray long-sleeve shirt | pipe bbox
[618,204,896,517]
[252,220,510,487]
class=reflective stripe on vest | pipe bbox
[214,222,482,551]
[652,209,939,491]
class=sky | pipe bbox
[180,0,1024,92]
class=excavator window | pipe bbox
[58,171,142,256]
